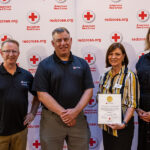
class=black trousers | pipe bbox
[103,117,134,150]
[138,118,150,150]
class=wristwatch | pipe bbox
[122,121,128,127]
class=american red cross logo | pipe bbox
[29,13,38,21]
[27,11,40,24]
[30,56,39,64]
[139,11,147,20]
[89,99,94,105]
[83,10,95,23]
[112,33,120,42]
[84,12,93,21]
[89,138,96,146]
[33,140,40,148]
[1,35,8,42]
[137,10,149,22]
[85,54,93,63]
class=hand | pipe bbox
[23,113,35,126]
[107,123,125,130]
[137,109,150,122]
[141,112,150,122]
[60,108,78,124]
[67,119,76,127]
[137,108,146,118]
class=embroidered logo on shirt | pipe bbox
[73,66,81,69]
[21,81,28,87]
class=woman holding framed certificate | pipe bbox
[136,28,150,150]
[98,43,139,150]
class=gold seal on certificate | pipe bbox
[98,94,121,124]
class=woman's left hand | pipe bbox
[107,123,125,130]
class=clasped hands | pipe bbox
[60,108,78,127]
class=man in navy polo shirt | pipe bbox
[32,27,94,150]
[0,39,39,150]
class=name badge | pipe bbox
[114,84,122,89]
[103,84,109,89]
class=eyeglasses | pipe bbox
[2,50,19,55]
[55,37,70,43]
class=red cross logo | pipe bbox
[83,10,95,23]
[85,54,93,63]
[0,34,12,43]
[139,11,147,20]
[84,53,96,65]
[29,13,37,21]
[88,96,96,107]
[89,99,94,105]
[89,138,96,147]
[28,54,41,67]
[1,35,8,42]
[84,12,93,21]
[89,137,98,148]
[27,11,40,24]
[112,34,120,42]
[33,140,40,148]
[111,32,122,43]
[30,56,39,64]
[137,10,149,22]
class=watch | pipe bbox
[122,121,128,127]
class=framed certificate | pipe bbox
[98,94,121,124]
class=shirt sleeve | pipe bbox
[126,72,139,108]
[28,72,37,96]
[32,62,50,93]
[83,61,94,89]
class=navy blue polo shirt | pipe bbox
[32,52,94,109]
[136,52,150,111]
[0,64,36,136]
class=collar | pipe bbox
[0,63,21,75]
[53,51,73,64]
[109,65,127,77]
[145,51,150,59]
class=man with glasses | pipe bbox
[0,39,39,150]
[32,27,94,150]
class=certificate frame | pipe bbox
[98,94,121,124]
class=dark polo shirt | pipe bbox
[0,64,36,136]
[32,52,94,109]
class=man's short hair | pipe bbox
[52,27,70,38]
[1,39,19,49]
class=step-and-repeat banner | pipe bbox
[0,0,150,149]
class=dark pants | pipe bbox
[138,118,150,150]
[103,117,134,150]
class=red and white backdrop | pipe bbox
[0,0,150,149]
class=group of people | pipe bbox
[0,27,149,150]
